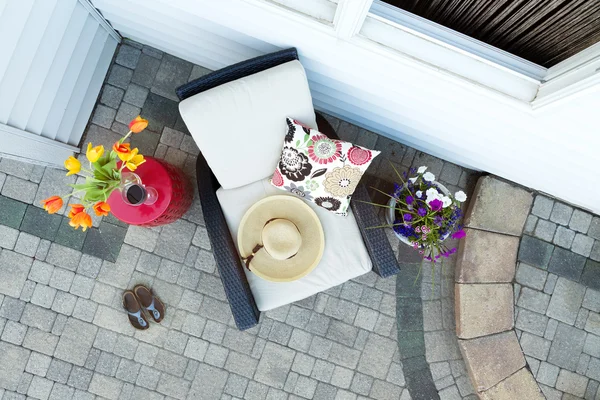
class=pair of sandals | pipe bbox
[122,285,165,330]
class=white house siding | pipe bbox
[91,0,600,214]
[0,0,118,166]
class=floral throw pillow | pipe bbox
[270,118,380,216]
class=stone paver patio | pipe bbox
[0,40,598,400]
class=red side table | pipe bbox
[108,157,193,227]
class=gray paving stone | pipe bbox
[547,322,586,370]
[556,369,588,397]
[255,342,295,389]
[578,353,591,374]
[0,296,26,321]
[586,312,600,336]
[25,352,52,377]
[51,291,77,315]
[131,53,161,89]
[124,225,159,252]
[587,357,600,381]
[123,83,149,107]
[515,308,548,336]
[225,351,258,379]
[100,85,124,109]
[553,226,576,248]
[1,320,27,345]
[180,135,200,155]
[135,251,162,276]
[116,44,141,69]
[548,246,586,281]
[585,380,599,400]
[520,332,551,360]
[152,54,193,101]
[96,244,139,289]
[21,302,57,332]
[581,259,600,292]
[0,158,35,179]
[107,64,133,89]
[1,176,37,203]
[66,366,93,391]
[583,289,600,313]
[30,284,56,309]
[55,318,98,366]
[45,359,72,384]
[570,209,593,233]
[48,383,74,400]
[0,225,19,249]
[14,232,40,257]
[115,102,141,125]
[515,263,547,290]
[577,308,590,329]
[537,361,559,386]
[518,235,554,270]
[0,195,28,229]
[69,274,95,299]
[27,376,53,400]
[517,287,550,314]
[88,373,123,399]
[547,277,586,324]
[550,202,573,225]
[204,343,229,367]
[224,373,248,397]
[141,92,179,132]
[188,363,228,399]
[591,240,600,262]
[49,267,75,292]
[544,273,558,294]
[20,280,36,302]
[91,104,116,129]
[534,219,556,242]
[572,233,595,257]
[115,358,141,384]
[22,328,59,356]
[532,195,554,219]
[154,219,195,263]
[524,215,538,234]
[46,244,81,272]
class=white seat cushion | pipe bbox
[217,178,372,311]
[178,60,317,190]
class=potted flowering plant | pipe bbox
[40,116,149,231]
[368,165,467,263]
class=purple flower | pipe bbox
[433,215,444,226]
[417,207,427,217]
[428,199,443,212]
[451,229,466,239]
[403,213,412,222]
[405,195,414,205]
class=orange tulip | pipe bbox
[69,210,93,232]
[93,201,111,217]
[41,196,63,214]
[113,142,132,162]
[68,203,85,218]
[129,116,149,133]
[64,156,81,176]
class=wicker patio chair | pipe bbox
[176,48,400,331]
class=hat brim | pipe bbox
[237,195,325,282]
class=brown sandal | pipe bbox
[122,290,150,330]
[134,285,165,323]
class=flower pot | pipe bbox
[385,181,451,246]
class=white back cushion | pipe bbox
[217,178,372,311]
[178,60,317,189]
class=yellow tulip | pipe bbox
[64,156,81,176]
[125,149,146,171]
[86,143,104,163]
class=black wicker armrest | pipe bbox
[351,183,401,277]
[196,153,259,330]
[316,112,400,278]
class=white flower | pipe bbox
[441,196,452,208]
[409,177,417,183]
[455,191,467,202]
[416,190,423,198]
[425,188,439,199]
[417,166,427,174]
[423,172,435,182]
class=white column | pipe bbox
[334,0,373,38]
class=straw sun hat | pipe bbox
[238,195,325,282]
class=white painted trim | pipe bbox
[333,0,373,38]
[239,0,337,29]
[78,0,121,41]
[0,123,79,168]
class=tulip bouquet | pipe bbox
[41,116,149,231]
